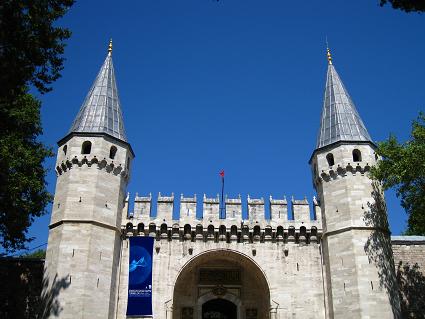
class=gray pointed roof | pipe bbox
[316,62,371,149]
[69,50,127,141]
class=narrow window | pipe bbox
[353,149,362,162]
[326,153,334,166]
[109,146,117,159]
[81,141,92,154]
[63,145,67,155]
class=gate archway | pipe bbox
[172,249,270,319]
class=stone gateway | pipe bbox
[41,42,422,318]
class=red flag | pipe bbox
[219,170,225,178]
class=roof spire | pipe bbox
[108,38,113,54]
[68,43,127,141]
[315,51,371,149]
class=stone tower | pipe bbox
[42,41,134,319]
[310,49,400,318]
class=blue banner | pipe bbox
[126,236,154,316]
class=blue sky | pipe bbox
[25,0,425,252]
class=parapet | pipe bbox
[270,195,288,222]
[292,197,310,221]
[131,193,151,220]
[123,192,323,244]
[180,194,198,224]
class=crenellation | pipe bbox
[203,193,220,203]
[121,192,323,243]
[135,192,152,202]
[225,195,242,221]
[156,192,174,222]
[202,194,220,226]
[312,196,323,228]
[133,192,152,219]
[180,193,198,224]
[270,195,288,223]
[292,197,311,222]
[180,193,197,203]
[123,193,322,231]
[247,195,265,223]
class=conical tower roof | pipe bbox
[69,40,127,141]
[316,49,371,149]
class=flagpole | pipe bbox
[219,170,225,219]
[221,174,225,218]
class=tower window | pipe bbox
[81,141,92,154]
[63,145,67,155]
[109,146,117,159]
[326,153,334,166]
[353,149,362,162]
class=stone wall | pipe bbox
[391,236,425,319]
[119,194,325,319]
[2,236,425,318]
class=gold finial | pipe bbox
[108,39,113,54]
[327,47,333,65]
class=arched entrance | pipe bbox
[202,299,236,319]
[173,249,270,319]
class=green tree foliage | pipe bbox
[22,249,46,259]
[380,0,425,13]
[370,113,425,235]
[0,0,74,95]
[0,0,74,253]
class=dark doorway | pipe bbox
[202,298,237,319]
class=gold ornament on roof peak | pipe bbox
[108,39,113,54]
[327,47,333,65]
